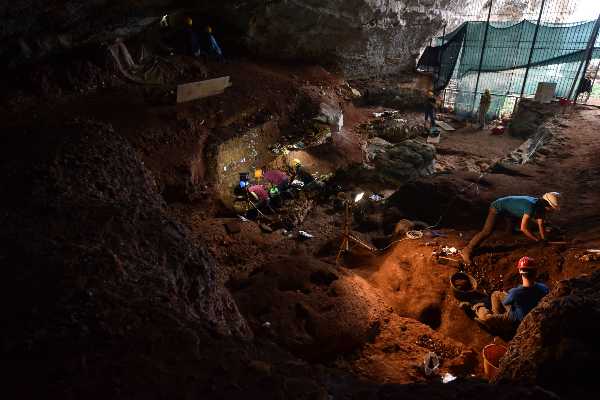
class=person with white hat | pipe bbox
[461,192,561,265]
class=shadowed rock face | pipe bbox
[0,119,251,397]
[1,0,469,77]
[0,1,172,68]
[496,271,600,398]
[237,0,450,77]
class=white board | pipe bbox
[176,76,232,104]
[534,82,556,104]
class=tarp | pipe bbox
[417,19,600,117]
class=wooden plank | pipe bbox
[435,120,456,131]
[176,76,232,104]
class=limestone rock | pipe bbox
[372,140,436,181]
[367,111,428,143]
[2,1,483,77]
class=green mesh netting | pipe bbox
[418,19,600,118]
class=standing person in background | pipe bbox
[204,26,224,62]
[478,89,492,129]
[424,90,437,128]
[183,17,202,56]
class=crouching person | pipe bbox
[471,256,549,335]
[461,192,561,265]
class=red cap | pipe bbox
[517,256,536,269]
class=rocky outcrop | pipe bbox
[333,138,435,188]
[2,1,483,78]
[363,85,430,109]
[507,99,560,139]
[368,138,436,181]
[368,111,429,143]
[495,271,600,398]
[238,0,449,77]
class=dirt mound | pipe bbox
[496,270,600,398]
[508,99,560,139]
[232,256,389,361]
[386,175,488,228]
[360,84,428,110]
[0,119,250,397]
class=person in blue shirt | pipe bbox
[469,256,549,334]
[461,192,561,265]
[202,26,224,61]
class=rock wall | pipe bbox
[195,0,467,78]
[2,0,482,78]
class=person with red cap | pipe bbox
[463,256,550,334]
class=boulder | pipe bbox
[508,99,560,139]
[370,114,427,143]
[372,140,436,182]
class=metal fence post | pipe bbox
[587,60,600,104]
[567,14,600,102]
[471,0,493,115]
[440,23,447,108]
[519,0,546,100]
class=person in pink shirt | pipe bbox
[247,184,269,203]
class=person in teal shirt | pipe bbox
[462,192,561,265]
